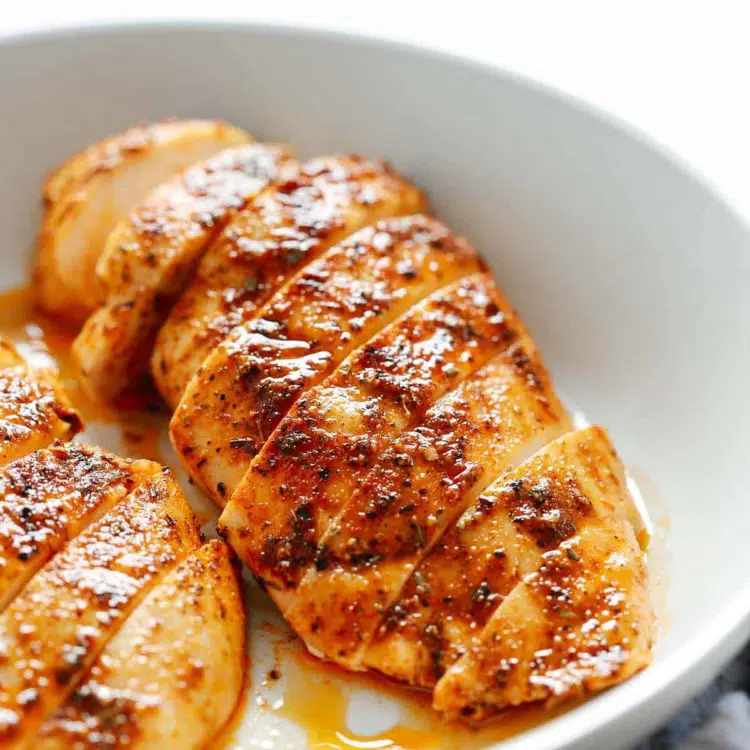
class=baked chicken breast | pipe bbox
[171,215,483,504]
[285,341,571,668]
[0,468,201,747]
[431,427,652,719]
[39,540,245,749]
[72,143,295,402]
[218,263,651,721]
[220,273,532,601]
[26,123,653,730]
[35,120,252,323]
[0,444,155,613]
[152,155,426,408]
[0,337,81,464]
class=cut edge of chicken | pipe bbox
[0,467,202,745]
[38,539,245,750]
[285,337,572,669]
[35,119,253,325]
[42,120,247,209]
[71,142,296,404]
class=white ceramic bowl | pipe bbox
[1,21,749,750]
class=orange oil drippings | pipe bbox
[0,283,169,463]
[270,641,573,750]
[0,283,112,422]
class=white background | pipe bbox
[4,1,750,223]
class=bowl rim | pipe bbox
[1,18,749,749]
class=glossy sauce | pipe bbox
[0,283,168,461]
[0,283,112,422]
[269,644,578,750]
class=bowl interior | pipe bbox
[1,23,749,750]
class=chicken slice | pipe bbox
[220,273,528,604]
[172,215,482,504]
[0,338,81,464]
[40,121,243,209]
[39,540,244,750]
[287,342,571,668]
[72,143,295,402]
[384,426,650,720]
[0,444,156,613]
[0,469,201,747]
[434,524,651,720]
[152,155,426,408]
[35,120,252,324]
[363,425,631,688]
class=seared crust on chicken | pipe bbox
[388,426,651,718]
[172,216,482,504]
[36,120,252,323]
[72,143,295,402]
[0,338,81,464]
[287,344,571,668]
[220,274,527,601]
[0,469,201,746]
[39,540,245,750]
[0,445,155,613]
[152,155,426,408]
[363,426,639,690]
[434,521,650,720]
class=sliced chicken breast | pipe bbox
[434,523,650,721]
[0,469,201,746]
[369,426,651,720]
[35,120,252,323]
[41,121,243,208]
[39,540,245,750]
[364,425,633,688]
[287,342,571,668]
[0,444,156,613]
[0,338,81,464]
[172,215,482,504]
[220,274,528,604]
[72,143,295,402]
[152,155,426,408]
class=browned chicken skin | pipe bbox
[220,273,537,600]
[39,540,245,750]
[0,337,81,464]
[73,143,295,402]
[0,469,201,747]
[171,215,482,504]
[152,154,426,408]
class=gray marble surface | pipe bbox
[637,644,750,750]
